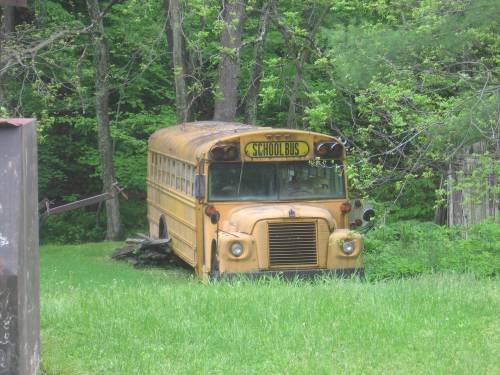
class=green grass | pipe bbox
[41,243,500,375]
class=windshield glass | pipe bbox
[209,161,345,201]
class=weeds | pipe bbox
[364,219,500,280]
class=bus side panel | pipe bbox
[195,203,204,277]
[147,182,197,267]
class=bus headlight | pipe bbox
[342,240,355,255]
[230,242,243,257]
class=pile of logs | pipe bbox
[111,234,173,268]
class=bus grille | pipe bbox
[268,222,317,267]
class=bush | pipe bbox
[40,196,147,244]
[364,220,500,280]
[40,209,107,244]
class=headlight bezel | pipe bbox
[230,241,244,257]
[342,240,355,255]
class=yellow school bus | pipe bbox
[147,121,363,279]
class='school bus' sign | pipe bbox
[244,141,309,158]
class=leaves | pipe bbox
[1,0,498,242]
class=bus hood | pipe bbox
[223,204,336,234]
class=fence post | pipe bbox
[0,118,40,375]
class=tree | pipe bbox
[0,0,497,242]
[0,5,14,35]
[0,5,14,110]
[271,3,327,129]
[213,0,246,122]
[244,0,273,125]
[86,0,122,240]
[166,0,189,123]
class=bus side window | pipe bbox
[165,157,169,186]
[151,153,154,182]
[157,154,161,184]
[156,153,160,183]
[148,152,151,180]
[191,166,196,196]
[159,154,162,184]
[182,163,186,193]
[159,155,164,184]
[171,159,176,188]
[168,158,173,187]
[162,156,167,185]
[170,158,174,187]
[153,153,157,183]
[186,165,192,195]
[172,160,176,188]
[176,161,181,191]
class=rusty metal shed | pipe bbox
[0,118,40,375]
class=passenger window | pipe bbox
[176,161,181,190]
[153,153,157,183]
[162,156,167,185]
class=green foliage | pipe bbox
[40,210,107,244]
[40,195,148,244]
[1,1,175,242]
[364,220,500,280]
[0,105,8,117]
[2,0,498,240]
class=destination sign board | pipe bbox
[244,141,309,158]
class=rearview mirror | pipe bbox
[194,174,206,200]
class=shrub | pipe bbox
[364,219,499,280]
[40,196,147,244]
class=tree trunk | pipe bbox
[86,0,122,240]
[0,6,15,108]
[273,5,325,129]
[0,5,14,35]
[166,0,189,123]
[286,49,308,129]
[244,0,273,125]
[213,0,246,122]
[434,174,447,225]
[164,0,174,67]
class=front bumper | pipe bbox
[216,267,364,280]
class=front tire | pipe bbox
[210,240,220,279]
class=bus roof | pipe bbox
[148,121,336,163]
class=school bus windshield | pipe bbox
[209,161,345,201]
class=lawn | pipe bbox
[40,242,499,375]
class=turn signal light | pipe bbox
[315,142,344,158]
[205,205,220,224]
[340,201,352,214]
[349,219,363,229]
[209,144,239,161]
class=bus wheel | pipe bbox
[159,216,168,239]
[210,240,220,279]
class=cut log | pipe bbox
[111,245,136,259]
[112,234,173,268]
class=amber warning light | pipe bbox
[205,205,220,224]
[209,144,239,161]
[315,142,344,159]
[340,201,352,214]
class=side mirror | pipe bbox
[210,211,220,224]
[194,174,206,200]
